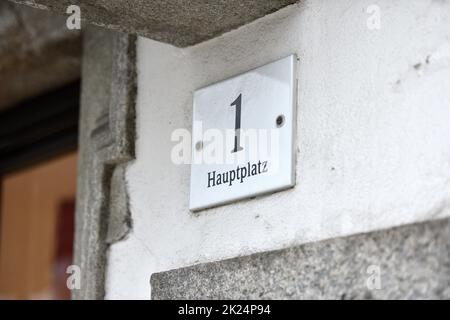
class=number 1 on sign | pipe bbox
[230,93,244,153]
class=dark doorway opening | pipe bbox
[0,82,80,299]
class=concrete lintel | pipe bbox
[9,0,298,47]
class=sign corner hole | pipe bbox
[276,115,285,128]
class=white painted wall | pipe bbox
[105,0,450,299]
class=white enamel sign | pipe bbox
[189,55,297,211]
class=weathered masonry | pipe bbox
[10,0,450,299]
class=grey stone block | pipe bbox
[73,26,136,300]
[151,218,450,299]
[9,0,298,47]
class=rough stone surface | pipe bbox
[151,218,450,299]
[0,1,81,110]
[9,0,298,47]
[73,26,136,300]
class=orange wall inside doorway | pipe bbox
[0,152,77,299]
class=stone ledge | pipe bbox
[151,218,450,299]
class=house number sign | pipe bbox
[189,55,297,211]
